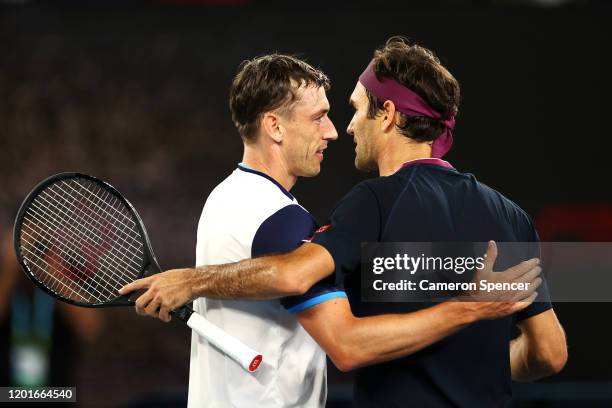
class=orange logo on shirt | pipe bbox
[303,224,331,242]
[315,224,331,234]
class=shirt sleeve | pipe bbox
[515,221,553,321]
[311,182,382,286]
[251,204,346,314]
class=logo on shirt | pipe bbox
[303,224,332,242]
[315,224,332,234]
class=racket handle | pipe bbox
[185,311,263,373]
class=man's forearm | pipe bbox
[511,334,543,381]
[118,243,336,316]
[510,310,567,382]
[188,243,335,300]
[344,302,476,368]
[189,255,291,300]
[301,301,478,372]
[510,331,565,382]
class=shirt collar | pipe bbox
[237,163,294,200]
[399,157,454,171]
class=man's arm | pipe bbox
[297,293,538,372]
[296,243,542,372]
[510,309,567,381]
[193,243,334,298]
[118,243,334,320]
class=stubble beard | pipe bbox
[300,159,320,178]
[355,144,376,172]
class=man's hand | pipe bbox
[118,268,196,322]
[460,241,542,321]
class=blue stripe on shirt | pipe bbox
[286,291,348,314]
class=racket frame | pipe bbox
[14,172,163,309]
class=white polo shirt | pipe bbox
[187,164,346,408]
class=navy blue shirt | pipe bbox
[313,158,552,407]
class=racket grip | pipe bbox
[186,312,263,373]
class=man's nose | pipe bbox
[346,120,354,136]
[324,117,338,140]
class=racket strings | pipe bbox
[18,177,146,305]
[39,184,142,270]
[22,191,131,303]
[32,187,140,281]
[52,179,143,281]
[20,222,106,303]
[23,205,130,303]
[57,181,144,256]
[19,229,95,303]
[23,182,139,302]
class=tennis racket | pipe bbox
[13,172,263,373]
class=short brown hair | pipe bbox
[366,36,460,142]
[229,54,330,140]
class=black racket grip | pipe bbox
[171,305,194,322]
[124,288,193,322]
[126,289,148,304]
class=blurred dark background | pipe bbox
[1,1,611,407]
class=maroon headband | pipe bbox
[358,59,454,158]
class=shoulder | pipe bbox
[205,168,297,223]
[476,177,534,223]
[329,175,408,220]
[198,168,309,254]
[333,179,381,210]
[463,173,536,237]
[251,203,318,257]
[256,204,316,233]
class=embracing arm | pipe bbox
[298,292,538,372]
[190,243,334,299]
[118,243,334,320]
[510,309,567,381]
[297,242,542,372]
[298,297,475,372]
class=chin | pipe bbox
[301,167,321,178]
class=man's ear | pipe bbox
[381,100,397,132]
[261,112,284,143]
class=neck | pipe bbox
[377,135,433,176]
[242,144,297,191]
